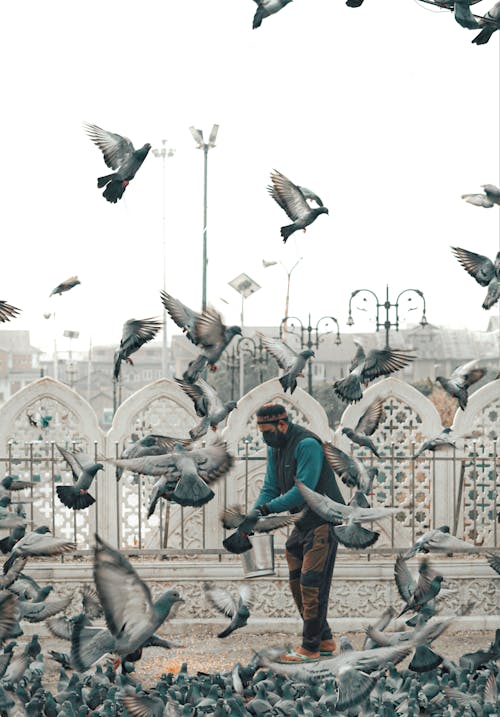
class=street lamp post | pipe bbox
[63,330,79,389]
[229,273,261,397]
[190,124,219,311]
[152,140,175,377]
[279,314,341,395]
[347,285,428,349]
[225,335,269,400]
[263,257,303,342]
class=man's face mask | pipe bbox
[261,428,287,448]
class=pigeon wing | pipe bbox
[323,443,358,477]
[220,506,246,530]
[355,397,384,435]
[268,170,310,221]
[193,307,225,349]
[191,442,234,482]
[451,359,486,389]
[295,480,350,521]
[254,513,303,532]
[112,453,178,477]
[119,318,162,353]
[451,247,495,286]
[259,334,298,371]
[394,555,417,604]
[461,193,494,208]
[204,585,236,618]
[83,123,136,170]
[350,341,366,371]
[160,291,200,342]
[361,349,415,382]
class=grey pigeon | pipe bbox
[175,377,237,440]
[341,397,384,458]
[71,535,184,671]
[362,606,397,649]
[459,629,500,671]
[50,277,81,297]
[115,433,189,482]
[268,169,328,243]
[56,444,104,510]
[183,306,241,381]
[394,555,444,618]
[160,290,200,345]
[454,0,480,27]
[403,525,480,558]
[84,122,151,203]
[451,246,500,310]
[323,442,378,497]
[259,333,314,393]
[114,317,163,380]
[435,358,487,409]
[17,594,72,623]
[472,3,500,44]
[221,505,303,535]
[204,583,253,638]
[414,427,456,458]
[112,440,234,511]
[252,0,293,29]
[333,340,416,403]
[3,527,75,574]
[462,183,500,206]
[296,480,398,549]
[0,301,20,323]
[407,615,453,673]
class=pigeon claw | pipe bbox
[122,180,129,187]
[209,364,218,372]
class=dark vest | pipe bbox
[271,422,345,530]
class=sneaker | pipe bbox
[277,646,320,663]
[319,638,336,656]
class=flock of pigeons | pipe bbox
[249,0,500,44]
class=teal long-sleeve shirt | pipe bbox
[253,437,323,514]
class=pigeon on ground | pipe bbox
[182,307,241,382]
[204,583,253,638]
[0,301,20,323]
[341,397,384,458]
[435,358,487,409]
[50,277,81,297]
[115,433,190,482]
[403,525,480,558]
[333,340,416,403]
[56,445,104,511]
[252,0,293,29]
[259,333,314,394]
[414,427,456,458]
[453,0,480,27]
[84,122,151,203]
[296,480,398,549]
[71,535,184,671]
[3,527,75,574]
[323,442,378,500]
[112,440,234,511]
[160,291,200,345]
[462,183,500,206]
[394,556,444,618]
[451,246,500,310]
[174,378,237,440]
[459,629,500,671]
[268,170,329,243]
[113,317,163,381]
[472,2,500,43]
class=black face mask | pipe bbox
[262,429,287,448]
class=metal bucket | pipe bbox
[240,534,275,578]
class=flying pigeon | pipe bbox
[50,277,81,297]
[221,505,303,535]
[113,317,163,380]
[182,307,241,381]
[3,527,75,574]
[204,583,253,638]
[84,122,151,203]
[115,433,190,482]
[0,301,20,323]
[402,525,480,559]
[295,480,398,549]
[451,246,500,310]
[252,0,293,29]
[70,535,184,671]
[362,606,397,649]
[333,340,416,403]
[435,358,487,409]
[160,290,200,344]
[112,440,234,511]
[341,397,384,458]
[395,555,444,618]
[414,427,456,458]
[472,3,500,44]
[175,378,237,440]
[462,183,500,206]
[322,442,378,501]
[268,170,329,243]
[56,445,104,510]
[259,333,314,394]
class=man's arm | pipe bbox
[258,438,323,514]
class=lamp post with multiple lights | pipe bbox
[189,124,219,312]
[152,140,175,377]
[279,314,341,395]
[346,285,428,349]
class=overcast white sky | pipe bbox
[1,0,499,358]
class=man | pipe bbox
[251,402,345,662]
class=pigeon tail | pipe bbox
[172,473,214,507]
[409,645,443,673]
[71,616,116,672]
[279,373,297,394]
[97,173,116,189]
[457,389,468,411]
[333,523,380,549]
[56,485,95,511]
[346,0,365,6]
[222,531,253,554]
[472,27,496,45]
[217,624,237,639]
[333,375,363,403]
[280,224,296,244]
[102,179,127,203]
